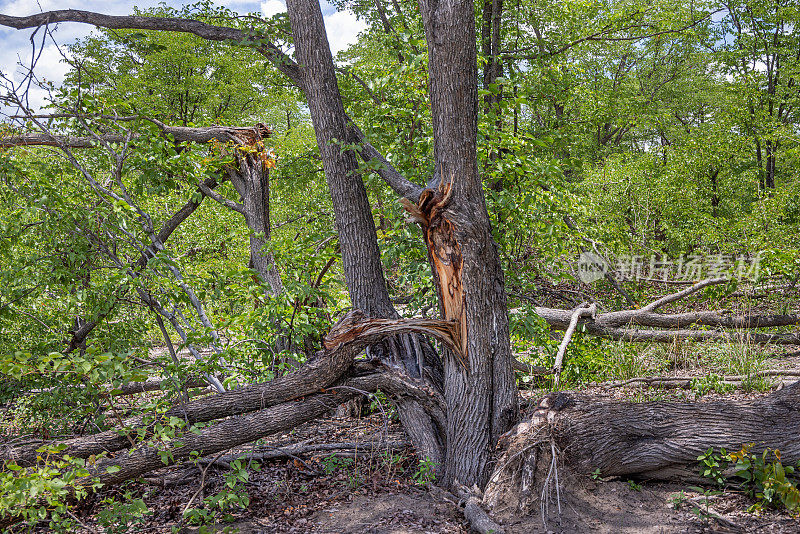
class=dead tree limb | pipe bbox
[199,440,409,465]
[2,312,456,467]
[599,369,800,389]
[533,278,800,345]
[552,304,596,388]
[0,123,272,148]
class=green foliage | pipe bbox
[697,447,728,487]
[728,444,800,512]
[183,458,259,527]
[697,445,800,512]
[412,457,437,487]
[0,445,103,530]
[511,306,614,387]
[690,374,735,397]
[96,492,151,534]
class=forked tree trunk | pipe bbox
[484,383,800,514]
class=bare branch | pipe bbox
[642,277,729,311]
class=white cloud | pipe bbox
[324,8,365,56]
[261,0,285,17]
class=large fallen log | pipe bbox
[2,312,454,467]
[483,382,800,515]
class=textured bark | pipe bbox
[0,366,442,534]
[485,383,800,514]
[531,277,800,344]
[227,153,284,296]
[285,0,445,465]
[533,307,800,344]
[417,0,518,488]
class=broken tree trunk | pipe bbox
[2,312,454,467]
[416,0,518,488]
[484,382,800,515]
[0,311,459,529]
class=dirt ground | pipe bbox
[60,410,799,534]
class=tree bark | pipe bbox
[416,0,518,488]
[227,153,284,296]
[284,0,445,465]
[484,382,800,514]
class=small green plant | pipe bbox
[697,447,727,487]
[627,479,642,491]
[321,454,354,476]
[590,468,602,480]
[412,457,436,487]
[96,492,150,534]
[728,444,800,512]
[320,454,361,488]
[668,490,687,510]
[690,374,734,396]
[182,457,258,527]
[688,485,723,520]
[695,445,800,513]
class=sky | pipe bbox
[0,0,367,112]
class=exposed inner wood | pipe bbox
[402,183,468,368]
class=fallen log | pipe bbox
[533,278,800,345]
[2,312,455,467]
[599,369,800,389]
[484,382,800,516]
[197,440,410,467]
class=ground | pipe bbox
[55,406,798,534]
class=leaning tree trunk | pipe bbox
[285,0,445,465]
[416,0,518,488]
[484,382,800,515]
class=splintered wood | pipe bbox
[401,182,469,369]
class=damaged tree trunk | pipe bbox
[0,311,458,529]
[284,0,446,466]
[226,150,284,297]
[484,382,800,515]
[415,0,518,488]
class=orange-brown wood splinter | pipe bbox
[401,181,469,370]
